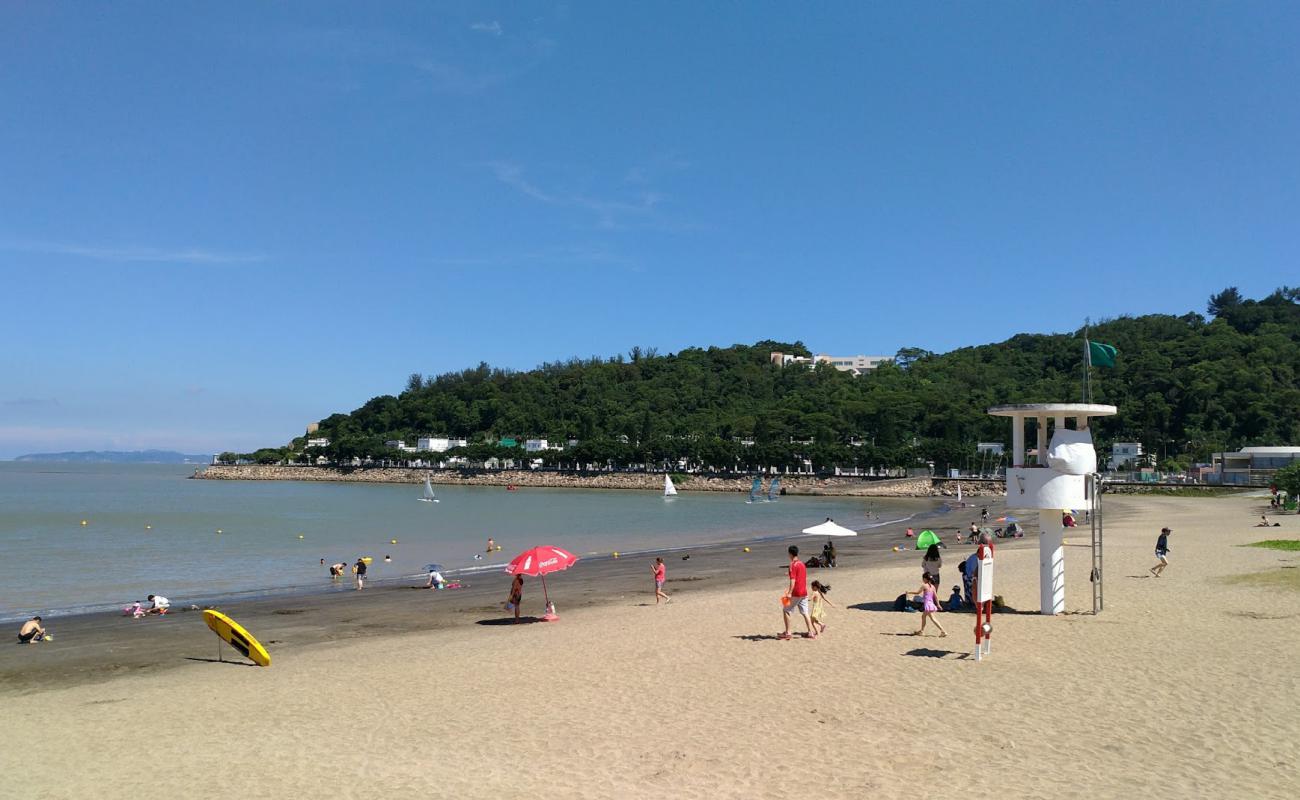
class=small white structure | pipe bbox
[988,403,1117,615]
[524,439,551,452]
[306,437,330,448]
[1110,442,1143,470]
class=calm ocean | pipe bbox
[0,462,925,621]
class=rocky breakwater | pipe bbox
[195,465,948,497]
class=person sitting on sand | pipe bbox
[146,594,170,615]
[908,575,947,637]
[946,584,964,612]
[809,580,834,634]
[652,557,670,604]
[18,616,45,644]
[1256,515,1273,527]
[1150,528,1172,577]
[507,574,524,622]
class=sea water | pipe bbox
[0,462,925,620]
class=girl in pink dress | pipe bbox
[910,574,947,637]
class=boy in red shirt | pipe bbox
[780,545,816,640]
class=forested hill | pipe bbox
[248,287,1300,473]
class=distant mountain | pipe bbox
[13,450,212,464]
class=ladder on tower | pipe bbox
[1089,473,1104,614]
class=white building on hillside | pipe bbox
[525,439,560,452]
[306,437,330,448]
[417,437,468,453]
[815,354,893,376]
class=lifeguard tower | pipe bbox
[987,403,1116,615]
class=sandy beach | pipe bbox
[2,494,1297,799]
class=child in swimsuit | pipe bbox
[809,580,834,634]
[909,575,947,637]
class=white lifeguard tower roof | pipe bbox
[988,403,1117,418]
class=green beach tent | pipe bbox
[916,530,941,550]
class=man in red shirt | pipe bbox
[780,545,815,640]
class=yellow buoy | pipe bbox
[390,539,398,545]
[297,534,305,540]
[743,547,751,553]
[145,525,152,530]
[613,551,620,558]
[216,529,223,534]
[892,546,900,552]
[496,545,502,551]
[80,520,88,526]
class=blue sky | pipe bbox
[2,3,1297,457]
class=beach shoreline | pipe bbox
[195,463,1006,497]
[0,498,1003,694]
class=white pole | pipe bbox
[1039,509,1065,615]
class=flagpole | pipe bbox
[1084,318,1092,404]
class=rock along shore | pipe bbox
[194,465,1007,498]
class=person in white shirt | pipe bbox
[146,594,170,614]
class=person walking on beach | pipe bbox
[809,580,834,634]
[780,545,815,640]
[18,616,45,644]
[507,574,524,622]
[909,575,947,637]
[652,557,670,604]
[1150,528,1172,577]
[354,557,368,590]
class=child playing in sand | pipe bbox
[909,575,947,637]
[652,557,670,604]
[809,580,834,634]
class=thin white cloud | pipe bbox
[470,21,503,36]
[1,240,265,265]
[484,161,671,230]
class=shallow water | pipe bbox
[0,463,927,620]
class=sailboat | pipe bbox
[747,476,763,503]
[767,476,781,502]
[419,474,440,503]
[663,474,678,500]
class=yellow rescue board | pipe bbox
[202,609,272,667]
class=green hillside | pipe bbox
[237,287,1300,473]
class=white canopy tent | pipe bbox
[801,519,858,537]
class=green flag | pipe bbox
[1088,340,1117,368]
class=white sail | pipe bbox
[748,476,763,503]
[664,475,677,497]
[768,477,781,501]
[956,483,963,503]
[420,475,439,503]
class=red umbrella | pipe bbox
[504,546,579,620]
